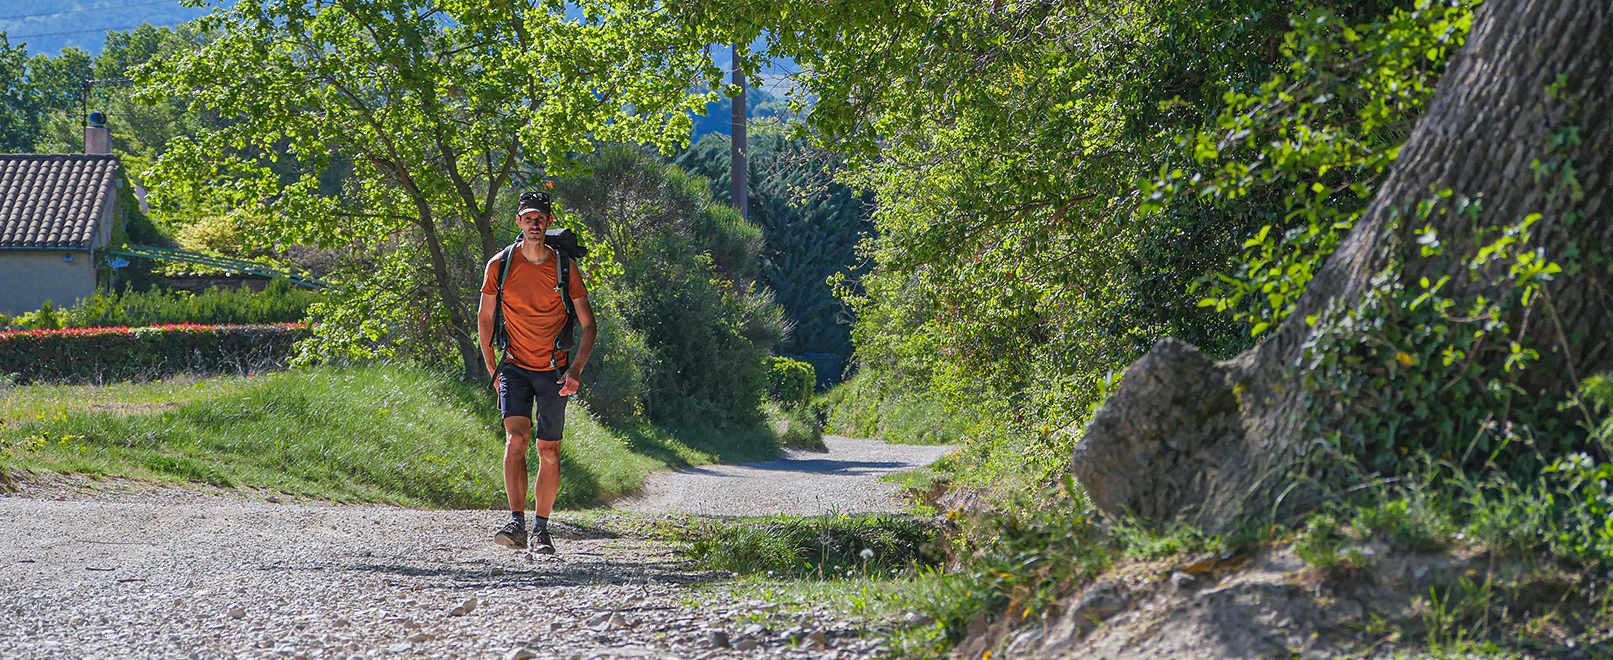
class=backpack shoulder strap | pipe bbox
[491,242,518,351]
[497,242,516,293]
[551,252,580,359]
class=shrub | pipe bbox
[0,323,307,384]
[767,356,815,409]
[12,300,62,330]
[55,278,320,328]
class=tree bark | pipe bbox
[1072,0,1613,531]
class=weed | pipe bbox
[673,512,941,578]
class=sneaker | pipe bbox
[531,527,555,555]
[493,521,527,549]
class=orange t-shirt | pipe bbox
[481,245,588,371]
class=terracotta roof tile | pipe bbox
[0,154,118,250]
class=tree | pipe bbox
[0,34,38,152]
[675,124,869,360]
[1072,0,1613,531]
[0,34,91,152]
[713,0,1362,442]
[137,0,727,379]
[554,145,786,425]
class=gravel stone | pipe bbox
[806,631,830,648]
[449,597,478,616]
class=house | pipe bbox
[0,117,122,317]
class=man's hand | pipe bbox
[557,367,581,396]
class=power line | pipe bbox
[10,20,190,39]
[0,0,183,22]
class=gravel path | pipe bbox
[611,436,955,517]
[0,437,954,660]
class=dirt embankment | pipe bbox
[956,542,1598,660]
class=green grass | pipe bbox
[665,512,943,578]
[0,364,784,508]
[818,373,969,446]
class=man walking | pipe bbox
[477,191,596,554]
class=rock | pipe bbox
[902,611,934,626]
[586,612,612,628]
[965,615,988,637]
[733,638,759,651]
[742,623,765,636]
[503,648,536,660]
[449,598,477,616]
[548,621,565,632]
[1070,338,1247,529]
[332,619,350,627]
[1064,579,1129,634]
[385,643,411,653]
[406,632,434,643]
[401,619,419,630]
[607,613,631,630]
[266,495,281,503]
[1170,571,1197,590]
[805,631,829,649]
[228,607,246,619]
[709,631,731,648]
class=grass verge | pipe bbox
[668,512,942,578]
[818,373,969,446]
[0,364,785,508]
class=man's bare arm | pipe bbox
[559,296,597,396]
[477,259,500,380]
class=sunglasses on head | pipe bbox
[519,191,552,204]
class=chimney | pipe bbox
[84,111,111,155]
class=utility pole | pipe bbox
[729,44,747,220]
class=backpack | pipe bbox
[491,228,589,369]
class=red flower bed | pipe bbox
[0,323,310,384]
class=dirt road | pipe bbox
[612,436,955,516]
[0,437,953,660]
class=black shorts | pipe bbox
[496,362,569,441]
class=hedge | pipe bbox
[766,356,816,409]
[0,323,309,384]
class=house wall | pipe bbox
[0,252,96,316]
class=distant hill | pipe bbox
[691,82,798,143]
[0,0,233,56]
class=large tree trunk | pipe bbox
[1072,0,1613,531]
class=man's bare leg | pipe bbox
[492,416,534,549]
[533,439,562,516]
[502,416,533,513]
